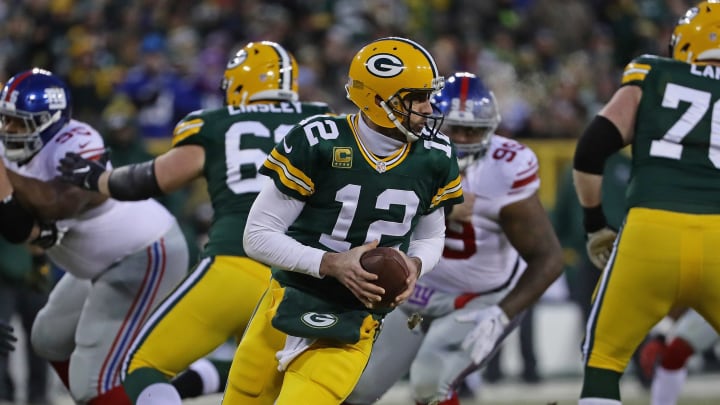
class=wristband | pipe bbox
[107,160,162,200]
[583,205,607,233]
[31,222,61,249]
[0,194,35,243]
[84,168,102,191]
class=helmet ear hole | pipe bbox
[388,95,402,109]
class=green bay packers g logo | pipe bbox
[301,312,338,329]
[366,54,404,78]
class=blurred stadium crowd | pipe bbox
[0,0,692,139]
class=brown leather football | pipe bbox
[360,247,410,306]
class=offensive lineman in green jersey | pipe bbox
[58,41,331,405]
[573,2,720,404]
[221,37,463,405]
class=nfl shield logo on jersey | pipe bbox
[375,161,386,173]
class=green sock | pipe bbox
[580,366,622,400]
[210,359,232,390]
[124,367,170,404]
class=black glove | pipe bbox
[58,151,109,191]
[31,221,64,249]
[0,322,16,355]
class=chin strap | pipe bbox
[380,100,418,143]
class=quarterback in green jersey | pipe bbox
[221,37,463,405]
[59,41,331,405]
[573,2,720,404]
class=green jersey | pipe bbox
[623,55,720,213]
[172,101,331,257]
[259,113,464,309]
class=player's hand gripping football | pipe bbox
[394,253,420,306]
[586,227,617,270]
[58,150,109,191]
[456,305,509,366]
[319,240,385,308]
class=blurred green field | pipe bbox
[372,374,720,405]
[470,401,718,405]
[53,373,720,404]
[57,387,720,405]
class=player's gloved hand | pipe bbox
[58,151,108,191]
[31,222,65,249]
[582,204,617,270]
[0,322,16,355]
[456,305,509,366]
[586,227,617,270]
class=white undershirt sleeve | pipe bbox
[243,181,327,278]
[407,208,446,277]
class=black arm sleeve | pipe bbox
[573,115,625,175]
[0,195,35,243]
[106,160,163,201]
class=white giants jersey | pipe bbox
[2,120,176,278]
[420,135,540,294]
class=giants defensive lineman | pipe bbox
[345,72,564,405]
[0,68,188,404]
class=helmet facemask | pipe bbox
[446,90,500,170]
[0,110,62,161]
[381,86,445,143]
[448,125,495,171]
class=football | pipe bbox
[360,247,411,306]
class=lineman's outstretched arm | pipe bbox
[59,145,204,200]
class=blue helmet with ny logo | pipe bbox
[432,72,501,170]
[0,68,72,161]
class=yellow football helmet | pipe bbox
[221,41,299,106]
[345,37,445,142]
[671,1,720,63]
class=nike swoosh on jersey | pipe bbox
[282,138,293,153]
